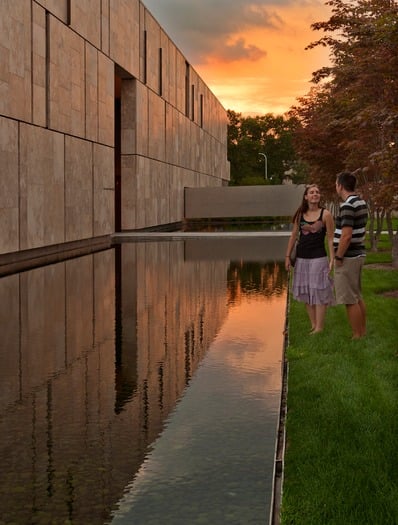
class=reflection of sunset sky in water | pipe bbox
[111,289,286,524]
[218,294,285,395]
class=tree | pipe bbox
[227,110,307,185]
[291,0,398,258]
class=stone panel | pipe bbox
[202,130,212,177]
[160,29,169,100]
[0,117,19,254]
[148,90,165,161]
[0,207,19,256]
[121,155,137,230]
[165,104,177,165]
[48,15,85,137]
[175,51,186,115]
[70,0,101,49]
[200,128,211,176]
[138,3,145,83]
[150,158,169,224]
[109,0,140,78]
[85,43,99,142]
[93,143,114,235]
[136,157,170,228]
[191,124,200,173]
[65,136,93,241]
[19,124,65,250]
[98,51,114,146]
[135,156,149,228]
[197,77,206,126]
[144,11,161,94]
[144,158,159,227]
[101,0,110,55]
[135,157,171,227]
[178,111,191,168]
[166,38,177,108]
[0,0,32,122]
[190,70,200,126]
[32,3,46,127]
[134,81,148,156]
[35,0,69,23]
[169,165,184,223]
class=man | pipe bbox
[334,171,368,339]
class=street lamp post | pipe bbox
[258,152,268,180]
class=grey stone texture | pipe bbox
[0,0,229,258]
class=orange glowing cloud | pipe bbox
[144,0,332,115]
[194,3,332,115]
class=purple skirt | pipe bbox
[292,256,335,305]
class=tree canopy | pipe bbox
[227,111,307,185]
[289,0,398,247]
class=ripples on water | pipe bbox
[0,239,288,524]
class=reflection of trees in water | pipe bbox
[227,261,287,305]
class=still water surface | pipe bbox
[0,236,288,524]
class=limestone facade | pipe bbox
[0,0,230,260]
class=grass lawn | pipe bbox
[281,247,398,524]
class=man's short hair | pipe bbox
[336,171,356,192]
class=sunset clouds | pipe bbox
[144,0,331,115]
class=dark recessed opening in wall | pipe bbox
[115,74,122,232]
[185,61,190,117]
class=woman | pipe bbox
[285,184,335,333]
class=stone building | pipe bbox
[0,0,230,271]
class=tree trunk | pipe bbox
[386,211,394,245]
[368,213,377,252]
[392,231,398,269]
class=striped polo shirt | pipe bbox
[333,195,368,257]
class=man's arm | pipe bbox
[335,226,352,260]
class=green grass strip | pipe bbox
[281,264,398,525]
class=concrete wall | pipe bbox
[185,184,305,219]
[0,0,230,262]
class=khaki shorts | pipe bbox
[334,256,365,304]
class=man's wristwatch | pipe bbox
[335,255,343,261]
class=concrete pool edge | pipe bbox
[270,272,291,525]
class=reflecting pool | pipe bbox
[0,235,288,524]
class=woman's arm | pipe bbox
[285,220,299,270]
[324,209,335,270]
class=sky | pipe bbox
[143,0,332,116]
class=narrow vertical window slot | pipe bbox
[185,61,190,117]
[159,48,163,96]
[143,30,147,84]
[191,84,195,121]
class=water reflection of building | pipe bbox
[0,243,229,523]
